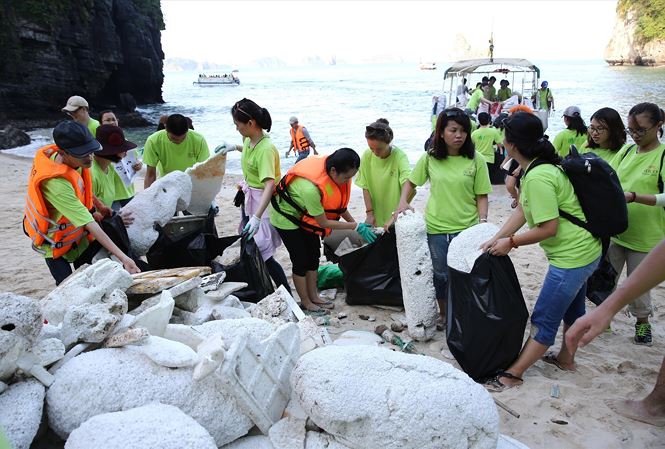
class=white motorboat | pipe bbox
[193,70,240,86]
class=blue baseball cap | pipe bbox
[53,121,101,157]
[541,80,548,88]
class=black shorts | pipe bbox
[277,227,321,276]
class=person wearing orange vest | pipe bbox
[24,121,140,285]
[270,148,376,312]
[286,116,317,162]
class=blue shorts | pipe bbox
[295,150,310,162]
[531,257,600,346]
[426,233,459,299]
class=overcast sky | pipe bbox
[161,1,618,65]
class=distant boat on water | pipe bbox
[419,62,437,70]
[193,70,240,85]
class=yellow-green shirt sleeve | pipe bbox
[397,151,412,186]
[42,178,94,227]
[142,134,159,167]
[473,156,492,195]
[409,153,430,186]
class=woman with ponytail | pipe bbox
[607,102,665,346]
[480,112,601,391]
[226,98,291,293]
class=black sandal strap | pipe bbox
[496,371,523,382]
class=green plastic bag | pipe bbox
[317,264,344,289]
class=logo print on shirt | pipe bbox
[643,165,658,176]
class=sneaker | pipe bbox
[634,323,653,346]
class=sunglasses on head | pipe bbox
[232,103,252,119]
[442,109,467,118]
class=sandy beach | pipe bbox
[1,151,663,449]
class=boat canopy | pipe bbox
[443,58,540,79]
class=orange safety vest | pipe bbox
[289,125,311,153]
[272,156,351,236]
[23,144,94,258]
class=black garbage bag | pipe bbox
[212,236,274,302]
[338,230,403,307]
[586,255,618,306]
[447,252,528,382]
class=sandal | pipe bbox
[510,198,518,209]
[541,352,575,372]
[484,371,523,393]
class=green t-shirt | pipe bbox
[113,170,135,201]
[91,158,117,207]
[241,135,281,188]
[521,163,601,268]
[466,89,484,112]
[610,143,665,252]
[553,129,587,158]
[409,153,492,234]
[39,163,94,261]
[142,129,210,176]
[579,142,620,165]
[497,87,512,102]
[485,86,497,101]
[355,146,411,227]
[270,177,324,230]
[537,88,553,110]
[87,118,100,138]
[471,127,502,164]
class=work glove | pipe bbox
[242,215,261,240]
[214,141,235,155]
[355,222,377,244]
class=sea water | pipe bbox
[7,60,665,173]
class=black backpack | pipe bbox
[524,145,628,239]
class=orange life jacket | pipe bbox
[272,156,351,236]
[23,144,94,258]
[290,125,311,153]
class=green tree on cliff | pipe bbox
[619,0,665,41]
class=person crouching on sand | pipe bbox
[480,112,601,392]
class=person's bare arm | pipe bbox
[476,194,488,222]
[85,221,140,273]
[567,239,665,350]
[144,165,157,189]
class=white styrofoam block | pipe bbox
[250,290,296,326]
[163,324,205,350]
[128,336,198,368]
[61,303,120,346]
[206,282,249,302]
[194,318,276,342]
[0,379,45,449]
[123,171,193,255]
[31,338,65,366]
[64,403,217,449]
[498,434,531,449]
[447,223,499,273]
[0,292,42,344]
[221,436,275,449]
[217,323,301,433]
[131,291,175,337]
[193,334,226,381]
[268,416,306,449]
[185,151,227,215]
[0,293,42,382]
[46,348,253,446]
[200,271,227,292]
[304,432,353,449]
[395,211,438,341]
[169,277,202,300]
[40,259,133,325]
[211,305,251,320]
[332,330,383,347]
[292,345,499,449]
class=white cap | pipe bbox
[289,116,298,125]
[62,95,89,112]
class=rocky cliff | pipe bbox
[605,0,665,66]
[0,0,164,125]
